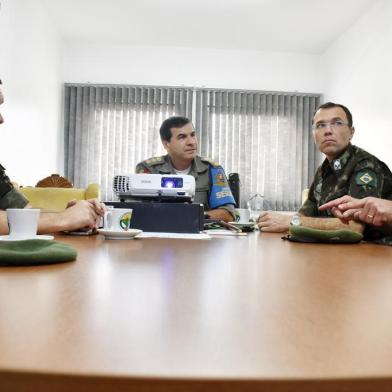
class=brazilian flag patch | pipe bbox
[355,170,377,188]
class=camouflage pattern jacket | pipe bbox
[0,164,28,210]
[299,144,392,244]
[135,155,235,217]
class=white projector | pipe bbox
[113,174,196,201]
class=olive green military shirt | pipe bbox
[135,155,235,218]
[0,164,29,210]
[299,144,392,244]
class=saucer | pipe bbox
[97,228,142,240]
[0,234,54,242]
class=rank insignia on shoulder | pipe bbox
[145,156,164,165]
[201,157,219,167]
[355,170,377,187]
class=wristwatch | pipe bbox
[290,214,301,226]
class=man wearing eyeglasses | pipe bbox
[257,102,392,242]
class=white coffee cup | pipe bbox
[7,208,40,239]
[235,208,250,224]
[104,208,133,231]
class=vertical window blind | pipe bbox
[64,85,193,201]
[194,89,320,210]
[64,84,320,209]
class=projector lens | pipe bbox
[162,177,183,188]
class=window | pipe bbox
[64,85,193,200]
[194,90,320,210]
[64,84,320,209]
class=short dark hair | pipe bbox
[160,116,191,142]
[314,102,353,127]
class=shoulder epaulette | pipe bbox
[143,156,166,166]
[200,157,220,168]
[352,147,382,170]
[353,146,378,162]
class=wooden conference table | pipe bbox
[1,232,392,392]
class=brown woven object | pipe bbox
[35,174,73,188]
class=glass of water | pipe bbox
[247,193,265,222]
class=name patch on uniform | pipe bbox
[209,167,235,209]
[355,170,377,188]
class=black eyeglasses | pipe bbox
[312,120,349,131]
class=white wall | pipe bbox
[62,43,322,93]
[322,0,392,167]
[0,0,62,185]
[3,0,391,187]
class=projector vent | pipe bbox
[113,175,130,193]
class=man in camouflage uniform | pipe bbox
[0,82,105,234]
[0,83,28,211]
[0,164,30,210]
[257,102,392,244]
[136,116,235,222]
[299,143,392,217]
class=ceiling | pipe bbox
[42,0,374,54]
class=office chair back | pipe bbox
[228,173,240,207]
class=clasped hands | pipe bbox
[255,196,392,232]
[319,196,392,227]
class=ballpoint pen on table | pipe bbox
[218,220,242,233]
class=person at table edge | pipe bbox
[0,80,105,235]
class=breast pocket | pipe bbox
[195,186,209,205]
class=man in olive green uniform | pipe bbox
[257,102,392,244]
[136,116,235,222]
[0,82,105,234]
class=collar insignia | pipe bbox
[333,160,341,171]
